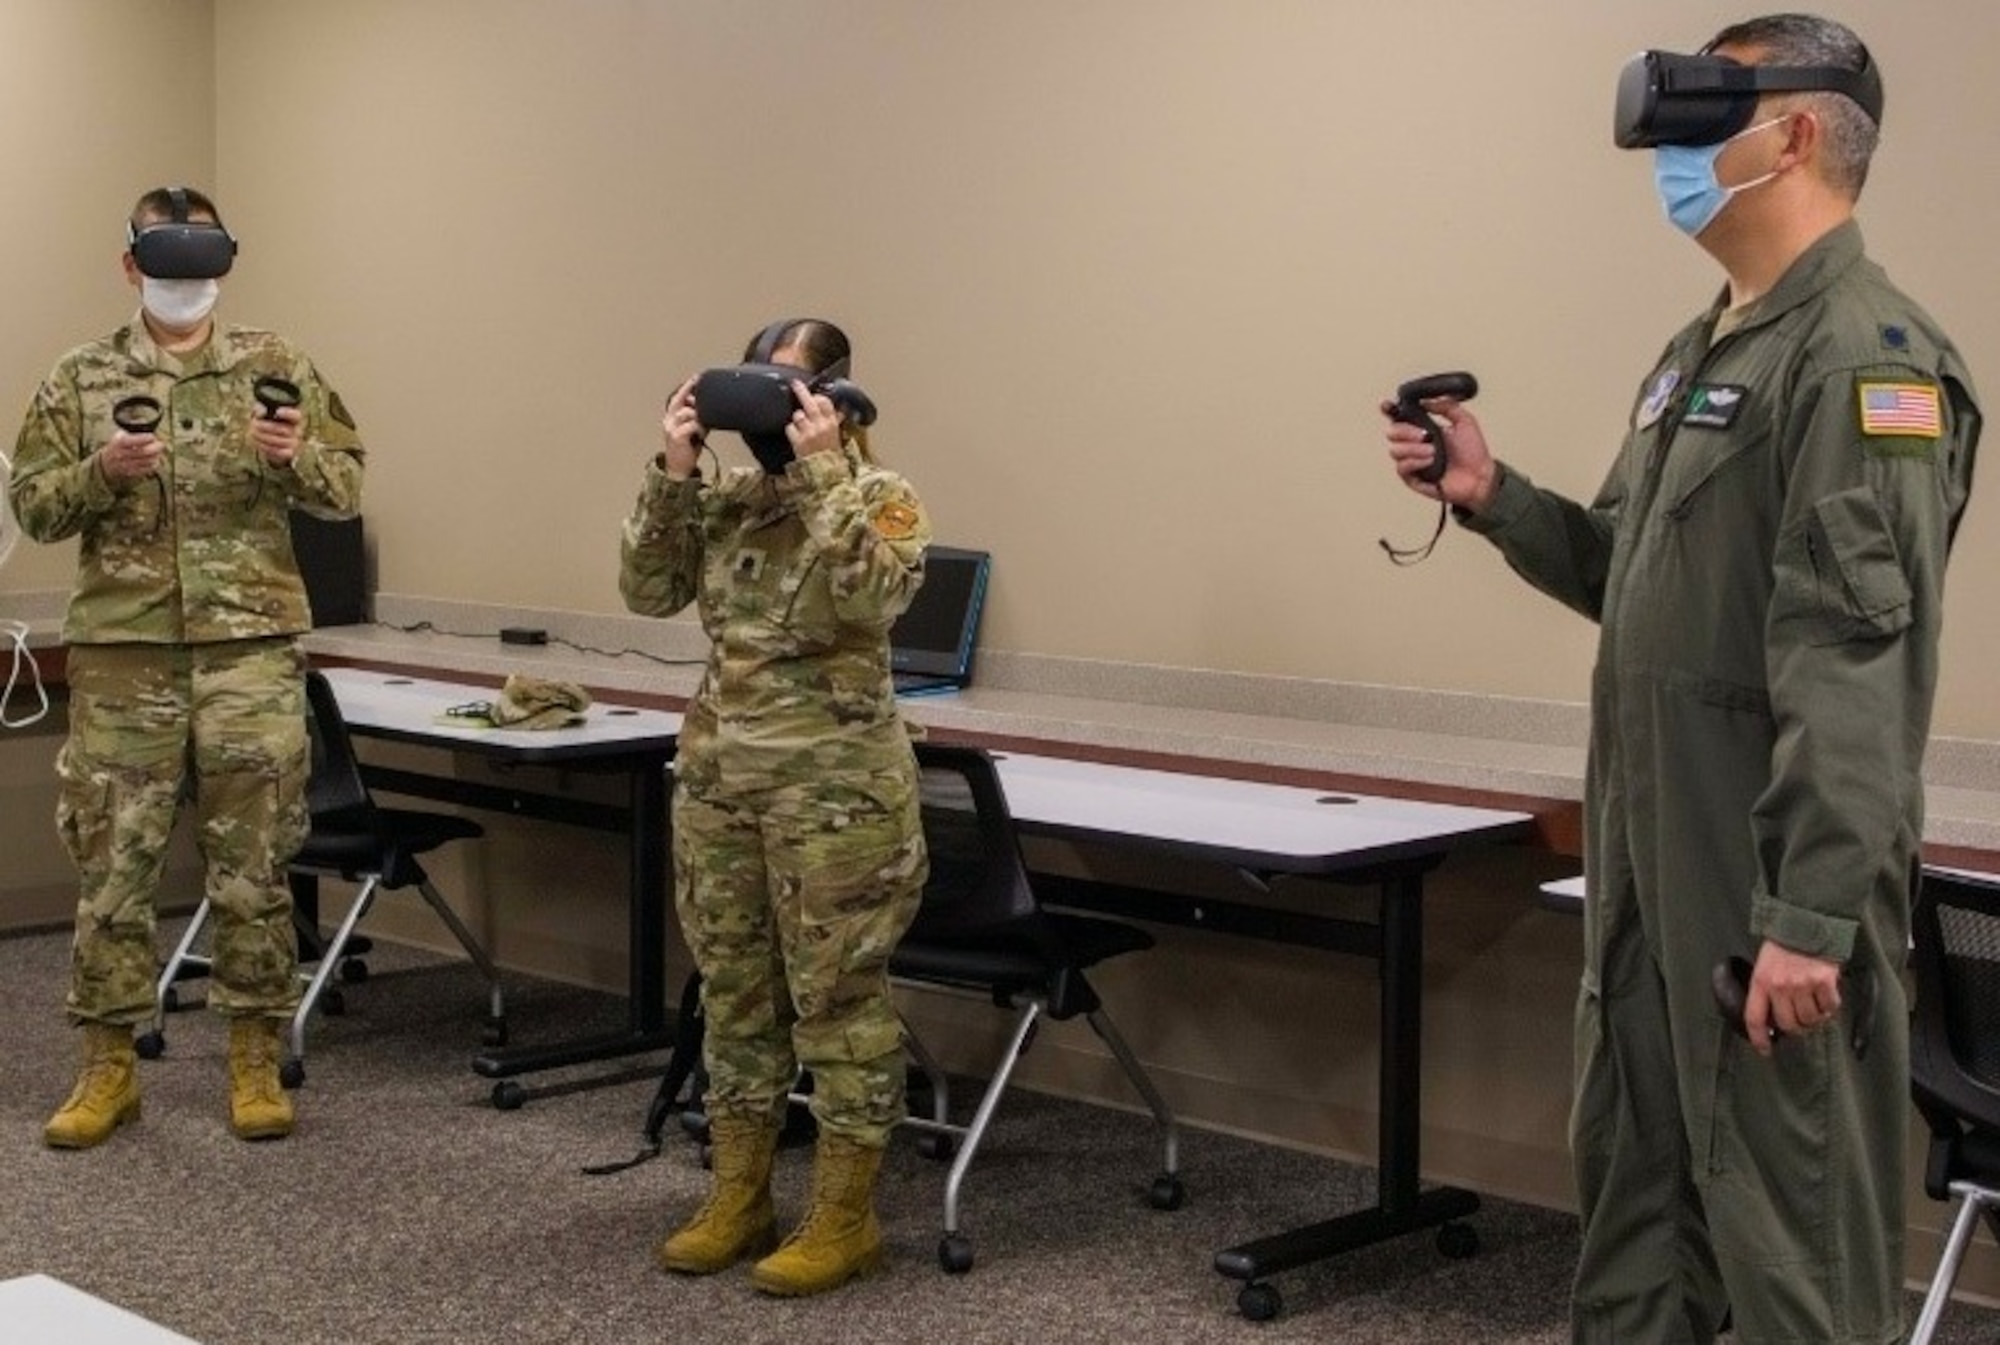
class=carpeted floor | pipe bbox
[2,922,1994,1344]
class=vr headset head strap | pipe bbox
[747,318,852,383]
[1617,46,1884,148]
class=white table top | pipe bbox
[989,750,1531,874]
[320,666,1528,871]
[320,666,681,757]
[0,1275,199,1343]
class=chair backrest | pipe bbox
[1910,869,2000,1191]
[302,668,376,833]
[906,742,1051,949]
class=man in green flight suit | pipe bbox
[10,186,365,1147]
[1383,16,1979,1343]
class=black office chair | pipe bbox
[140,669,506,1088]
[893,741,1183,1274]
[1909,867,2000,1344]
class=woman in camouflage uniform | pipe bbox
[619,318,930,1296]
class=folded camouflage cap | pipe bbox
[486,674,591,730]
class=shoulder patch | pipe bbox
[1857,381,1941,439]
[870,499,921,541]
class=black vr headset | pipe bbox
[126,186,237,280]
[1614,47,1883,148]
[692,319,878,473]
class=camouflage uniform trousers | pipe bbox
[57,639,309,1026]
[674,759,928,1148]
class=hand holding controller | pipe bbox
[1387,371,1478,484]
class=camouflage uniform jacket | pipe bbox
[9,316,365,644]
[619,441,931,783]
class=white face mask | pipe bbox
[140,277,220,329]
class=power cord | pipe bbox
[371,619,706,668]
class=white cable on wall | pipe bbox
[0,449,50,729]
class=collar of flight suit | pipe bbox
[1699,218,1866,346]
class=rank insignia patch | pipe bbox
[1857,381,1941,438]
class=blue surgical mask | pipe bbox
[1652,116,1787,237]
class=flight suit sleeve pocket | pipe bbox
[1803,486,1912,644]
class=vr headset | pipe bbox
[127,186,237,280]
[692,318,877,473]
[1614,47,1883,148]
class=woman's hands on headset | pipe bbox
[660,376,704,480]
[785,379,842,461]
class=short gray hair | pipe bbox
[1709,13,1879,197]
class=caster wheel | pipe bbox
[491,1081,528,1111]
[916,1133,956,1162]
[279,1059,305,1090]
[938,1233,973,1274]
[481,1020,508,1049]
[135,1031,166,1060]
[679,1111,711,1145]
[320,988,346,1017]
[339,958,370,985]
[1237,1282,1282,1322]
[162,986,182,1014]
[1436,1221,1480,1259]
[1147,1174,1186,1211]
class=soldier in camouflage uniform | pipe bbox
[9,187,365,1148]
[1386,19,1978,1341]
[620,318,930,1296]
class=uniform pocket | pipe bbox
[1804,486,1912,644]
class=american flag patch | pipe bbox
[1857,381,1942,437]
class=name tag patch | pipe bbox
[1680,383,1747,430]
[1857,381,1942,438]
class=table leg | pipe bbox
[1213,871,1482,1318]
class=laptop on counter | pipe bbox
[891,545,991,697]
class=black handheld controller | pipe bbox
[253,376,302,421]
[111,395,165,435]
[1388,371,1478,484]
[1712,955,1876,1058]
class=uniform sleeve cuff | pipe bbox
[644,457,702,503]
[1456,462,1532,536]
[1749,888,1859,962]
[782,449,850,494]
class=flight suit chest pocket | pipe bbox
[1658,418,1766,521]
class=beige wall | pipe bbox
[0,0,215,594]
[177,0,2000,733]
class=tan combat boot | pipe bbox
[749,1133,886,1296]
[227,1017,295,1141]
[43,1023,142,1149]
[655,1112,780,1274]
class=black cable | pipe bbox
[369,620,706,668]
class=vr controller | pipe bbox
[253,376,302,420]
[1711,955,1877,1058]
[1388,371,1478,484]
[692,363,878,437]
[111,396,165,436]
[111,377,300,438]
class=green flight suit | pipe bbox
[619,442,932,1145]
[1464,222,1980,1344]
[10,316,366,1024]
